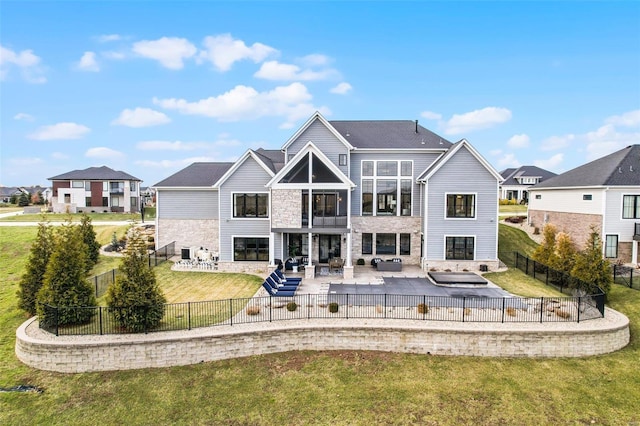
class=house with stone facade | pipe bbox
[48,166,142,213]
[528,144,640,265]
[153,112,502,278]
[499,166,557,204]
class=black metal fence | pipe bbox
[40,289,605,336]
[612,264,638,290]
[90,241,176,298]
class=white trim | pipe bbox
[231,234,270,262]
[443,235,477,261]
[213,150,275,188]
[604,234,620,259]
[281,111,354,152]
[358,159,414,217]
[230,191,270,220]
[444,192,478,221]
[417,139,502,183]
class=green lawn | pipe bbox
[0,212,140,222]
[1,227,639,424]
[499,204,528,214]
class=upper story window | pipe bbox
[85,181,91,191]
[102,182,108,191]
[622,195,640,219]
[446,194,475,218]
[339,154,347,166]
[233,193,268,218]
[583,194,592,201]
[72,181,84,188]
[130,181,136,192]
[361,160,413,216]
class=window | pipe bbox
[130,181,136,192]
[233,193,268,218]
[102,182,108,191]
[85,182,91,191]
[85,197,92,207]
[362,233,372,255]
[288,153,294,161]
[446,237,474,260]
[605,235,618,258]
[361,160,412,216]
[362,180,373,215]
[535,194,541,200]
[289,234,309,256]
[583,194,592,201]
[102,197,108,207]
[234,237,269,261]
[376,233,396,255]
[623,195,640,219]
[64,194,71,203]
[400,233,410,255]
[72,181,84,188]
[131,197,137,207]
[112,197,120,207]
[339,154,347,166]
[446,194,475,218]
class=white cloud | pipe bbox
[443,107,512,135]
[584,123,640,160]
[28,122,90,140]
[13,112,34,121]
[540,134,575,151]
[76,51,99,72]
[496,153,521,168]
[330,82,352,95]
[111,107,171,127]
[534,153,563,170]
[132,37,197,70]
[198,34,277,71]
[51,152,69,160]
[102,51,127,60]
[154,82,329,127]
[254,60,337,81]
[9,157,43,166]
[134,156,217,168]
[137,140,209,151]
[85,147,124,158]
[604,109,640,127]
[490,149,503,156]
[507,134,530,149]
[300,54,330,67]
[0,44,46,83]
[97,34,122,43]
[420,111,442,120]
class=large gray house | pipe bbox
[153,112,502,278]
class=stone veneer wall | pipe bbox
[271,189,302,229]
[157,218,219,252]
[351,216,422,265]
[216,261,270,276]
[528,210,602,250]
[618,242,633,264]
[16,309,630,373]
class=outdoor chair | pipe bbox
[262,282,296,297]
[269,272,299,288]
[274,268,302,283]
[266,276,298,291]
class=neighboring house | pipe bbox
[140,187,156,206]
[48,166,142,213]
[21,185,50,204]
[499,166,557,203]
[154,112,502,278]
[528,144,640,265]
[0,186,26,203]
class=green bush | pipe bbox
[286,302,298,312]
[328,302,339,313]
[17,221,54,315]
[417,303,429,314]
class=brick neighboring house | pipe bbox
[499,166,557,204]
[48,166,142,213]
[154,112,502,277]
[528,144,640,265]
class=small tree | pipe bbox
[106,229,166,332]
[17,220,54,315]
[550,232,576,274]
[571,227,613,293]
[9,194,18,205]
[532,224,558,267]
[37,225,96,325]
[18,192,30,207]
[79,213,101,272]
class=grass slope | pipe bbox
[0,227,638,425]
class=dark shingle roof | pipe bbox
[48,166,141,181]
[153,162,233,187]
[329,120,452,150]
[254,149,285,173]
[500,166,557,186]
[532,145,640,189]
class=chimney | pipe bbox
[415,120,418,133]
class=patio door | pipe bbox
[319,234,341,263]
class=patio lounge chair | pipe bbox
[262,282,296,297]
[266,276,298,291]
[269,272,299,288]
[274,268,302,283]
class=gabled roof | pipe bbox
[281,112,354,152]
[153,162,232,187]
[254,148,285,173]
[329,120,453,150]
[213,149,276,188]
[500,166,557,186]
[417,139,502,182]
[49,166,141,182]
[532,144,640,189]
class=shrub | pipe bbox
[375,304,383,314]
[246,305,260,315]
[505,307,517,317]
[79,213,101,272]
[17,221,54,315]
[554,309,570,319]
[417,303,429,314]
[464,307,472,316]
[328,302,339,313]
[286,302,298,312]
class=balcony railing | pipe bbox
[307,215,347,228]
[109,188,124,194]
[634,223,640,240]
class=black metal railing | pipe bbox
[39,289,604,336]
[634,223,640,238]
[90,241,176,298]
[613,264,638,290]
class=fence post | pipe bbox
[613,265,617,281]
[515,252,519,269]
[307,294,310,320]
[526,256,529,276]
[462,297,466,323]
[188,302,191,330]
[269,296,272,323]
[546,266,549,286]
[533,261,536,280]
[99,307,103,335]
[423,295,426,320]
[501,298,505,323]
[230,299,233,326]
[346,294,349,319]
[577,296,581,323]
[384,294,387,319]
[112,269,116,283]
[95,276,98,297]
[540,297,544,323]
[55,306,59,336]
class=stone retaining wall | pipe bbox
[16,308,630,373]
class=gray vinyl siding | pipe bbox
[219,157,272,261]
[287,120,349,175]
[425,146,498,260]
[157,189,219,219]
[349,152,441,216]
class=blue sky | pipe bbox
[1,1,639,187]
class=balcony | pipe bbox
[109,188,124,194]
[310,215,347,228]
[634,223,640,241]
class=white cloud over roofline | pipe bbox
[28,122,90,140]
[198,33,277,72]
[111,107,171,128]
[443,107,512,135]
[507,134,530,149]
[330,82,352,95]
[85,147,124,158]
